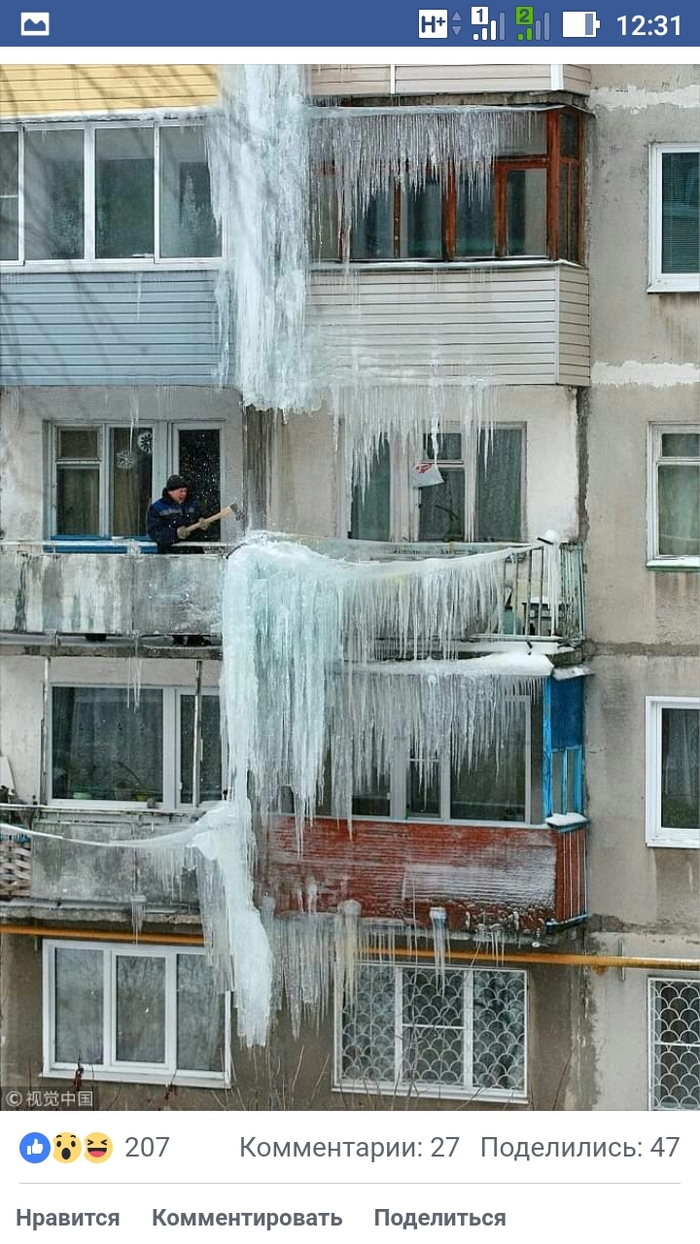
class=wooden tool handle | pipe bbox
[176,502,242,540]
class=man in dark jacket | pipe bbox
[147,475,204,554]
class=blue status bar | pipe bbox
[2,1,700,47]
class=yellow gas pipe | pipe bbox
[1,924,697,971]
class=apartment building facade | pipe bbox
[0,62,697,1112]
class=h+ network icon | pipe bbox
[418,10,449,37]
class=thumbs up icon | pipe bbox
[20,1131,50,1163]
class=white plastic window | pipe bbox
[645,698,700,848]
[43,941,229,1086]
[49,686,222,810]
[648,427,700,567]
[649,145,700,292]
[1,120,220,267]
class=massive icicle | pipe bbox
[207,65,311,407]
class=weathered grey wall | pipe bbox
[0,934,587,1112]
[0,385,242,543]
[582,65,700,1110]
[586,655,699,931]
[270,387,582,542]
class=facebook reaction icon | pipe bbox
[20,1132,51,1164]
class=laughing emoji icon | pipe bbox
[84,1134,113,1163]
[53,1133,82,1163]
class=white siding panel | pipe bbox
[309,64,592,99]
[562,65,592,96]
[395,64,553,95]
[309,264,588,384]
[556,265,590,385]
[309,65,392,96]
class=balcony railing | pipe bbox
[0,833,31,898]
[307,538,586,644]
[0,540,585,644]
[0,809,197,907]
[3,809,587,934]
[0,542,227,639]
[264,814,588,934]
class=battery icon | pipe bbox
[562,10,600,36]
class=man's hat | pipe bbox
[166,474,187,491]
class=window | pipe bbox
[648,427,700,567]
[0,130,20,261]
[0,121,220,266]
[43,941,229,1086]
[645,698,700,848]
[337,964,527,1100]
[299,697,532,825]
[314,109,583,264]
[649,978,700,1110]
[649,145,700,291]
[50,422,221,541]
[350,428,524,544]
[50,686,222,808]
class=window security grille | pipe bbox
[649,978,700,1110]
[339,964,526,1100]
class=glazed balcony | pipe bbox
[264,813,588,936]
[0,540,585,646]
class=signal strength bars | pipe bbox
[515,7,551,39]
[469,7,504,39]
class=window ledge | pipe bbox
[646,834,700,850]
[647,276,700,294]
[312,258,584,273]
[545,813,588,829]
[0,259,224,275]
[647,558,700,572]
[43,1067,229,1089]
[332,1081,528,1103]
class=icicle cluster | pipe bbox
[205,69,552,503]
[310,105,545,261]
[222,537,554,845]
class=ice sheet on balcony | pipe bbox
[225,537,555,835]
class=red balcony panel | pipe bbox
[262,816,587,933]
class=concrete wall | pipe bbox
[0,933,587,1112]
[0,385,242,542]
[270,386,581,543]
[581,65,700,1109]
[586,655,699,932]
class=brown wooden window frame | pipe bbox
[315,109,584,266]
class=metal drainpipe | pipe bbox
[192,659,203,810]
[38,657,50,805]
[1,926,698,971]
